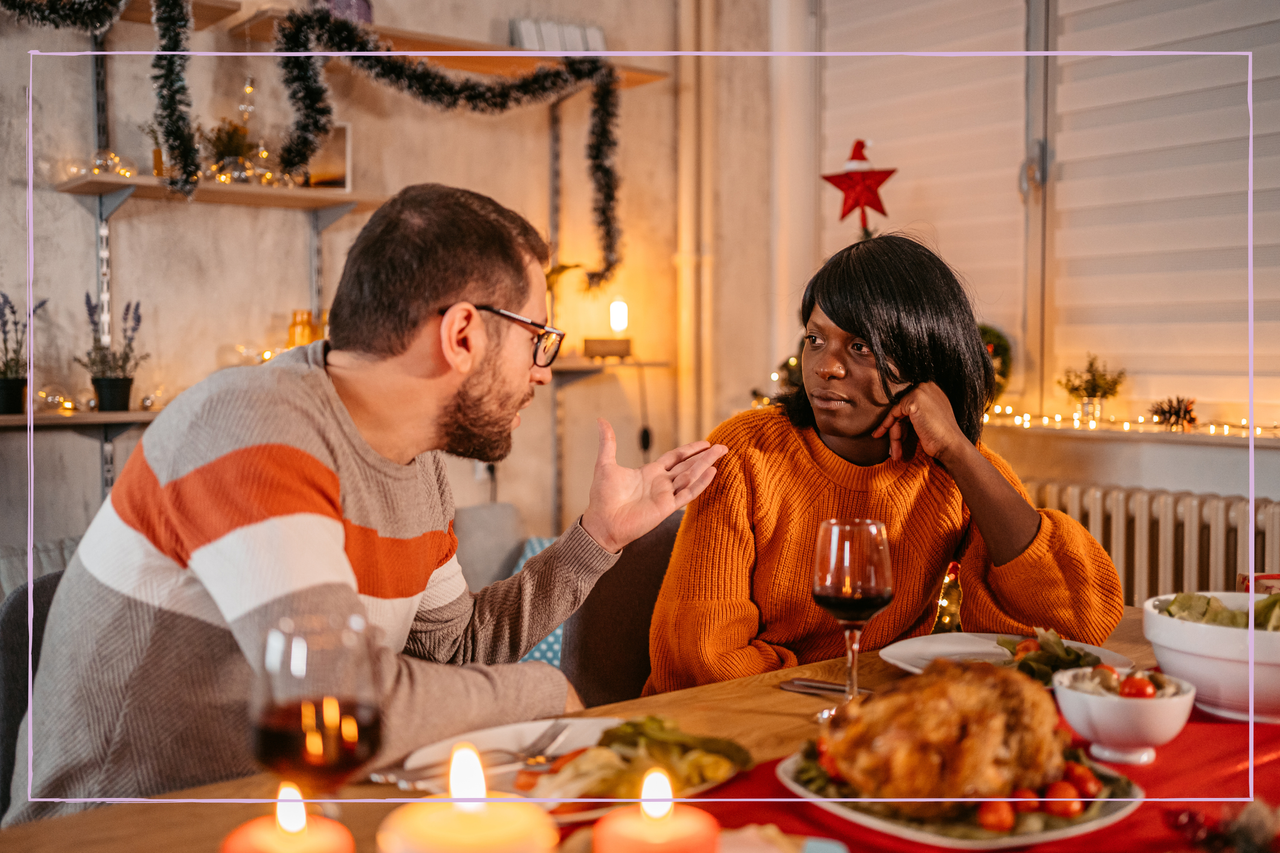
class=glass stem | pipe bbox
[844,626,861,703]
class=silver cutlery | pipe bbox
[368,719,572,786]
[778,678,872,698]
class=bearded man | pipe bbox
[4,184,726,824]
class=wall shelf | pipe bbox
[54,173,387,213]
[0,411,159,430]
[227,9,668,89]
[119,0,242,31]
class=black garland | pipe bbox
[0,0,127,33]
[276,8,622,286]
[150,0,200,194]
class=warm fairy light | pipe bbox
[770,372,779,381]
[1224,425,1230,435]
[1089,419,1097,429]
[1153,415,1160,423]
[788,357,797,366]
[1042,416,1049,425]
[609,299,629,333]
[276,783,307,833]
[983,413,989,423]
[262,350,274,361]
[1210,424,1216,434]
[1055,414,1062,423]
[1242,419,1248,426]
[1138,416,1145,423]
[450,743,486,813]
[640,769,674,820]
[1124,421,1131,431]
[1014,415,1022,425]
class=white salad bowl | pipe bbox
[1142,592,1280,723]
[1052,667,1196,765]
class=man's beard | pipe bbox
[439,355,533,463]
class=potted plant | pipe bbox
[1059,353,1125,421]
[74,294,149,411]
[0,291,47,414]
[1150,397,1196,432]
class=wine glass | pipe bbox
[252,613,382,806]
[812,519,894,703]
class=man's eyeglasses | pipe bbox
[475,305,566,368]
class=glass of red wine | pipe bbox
[812,519,894,703]
[252,613,382,807]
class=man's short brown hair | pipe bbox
[328,184,549,357]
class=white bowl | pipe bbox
[1053,667,1196,765]
[1143,593,1280,724]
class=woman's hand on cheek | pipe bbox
[873,383,969,464]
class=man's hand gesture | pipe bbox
[580,419,728,553]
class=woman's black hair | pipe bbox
[779,234,995,444]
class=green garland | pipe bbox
[276,8,622,286]
[0,0,127,33]
[150,0,200,194]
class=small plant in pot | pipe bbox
[0,291,48,415]
[74,294,148,411]
[1059,353,1125,421]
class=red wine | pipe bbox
[814,590,894,628]
[254,698,381,793]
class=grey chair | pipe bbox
[561,510,684,708]
[0,570,64,818]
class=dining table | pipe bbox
[1,606,1276,853]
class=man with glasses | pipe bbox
[5,184,727,824]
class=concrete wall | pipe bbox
[1,1,711,548]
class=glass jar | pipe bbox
[287,310,314,349]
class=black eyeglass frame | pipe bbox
[438,303,566,368]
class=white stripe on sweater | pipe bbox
[80,500,224,626]
[188,513,356,622]
[420,555,469,610]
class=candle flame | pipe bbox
[275,783,307,834]
[640,768,673,820]
[449,743,486,812]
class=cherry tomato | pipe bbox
[1062,762,1103,799]
[1092,664,1119,678]
[1042,781,1084,818]
[514,769,541,791]
[1010,788,1040,812]
[1119,676,1157,698]
[1014,639,1041,661]
[977,800,1016,832]
[548,747,590,773]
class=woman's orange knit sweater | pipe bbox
[643,406,1124,695]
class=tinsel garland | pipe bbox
[0,0,127,33]
[149,0,200,194]
[276,8,622,286]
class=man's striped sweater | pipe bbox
[4,341,615,825]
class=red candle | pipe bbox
[221,784,355,853]
[593,770,719,853]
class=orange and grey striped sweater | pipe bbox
[5,341,616,825]
[644,406,1124,695]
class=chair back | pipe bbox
[0,570,63,818]
[561,510,683,707]
[453,503,527,591]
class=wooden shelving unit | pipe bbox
[54,173,386,213]
[228,8,668,89]
[119,0,242,31]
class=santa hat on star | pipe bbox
[822,139,896,233]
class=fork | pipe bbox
[368,719,572,786]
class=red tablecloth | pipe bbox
[627,710,1279,851]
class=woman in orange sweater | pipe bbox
[645,235,1124,694]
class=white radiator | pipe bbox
[1023,482,1280,605]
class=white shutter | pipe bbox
[1047,0,1280,424]
[821,0,1030,395]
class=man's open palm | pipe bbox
[580,419,727,553]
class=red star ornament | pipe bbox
[822,140,896,231]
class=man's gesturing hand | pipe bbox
[580,419,728,554]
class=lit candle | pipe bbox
[376,743,558,853]
[220,783,354,853]
[594,769,720,853]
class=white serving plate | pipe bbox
[1142,593,1280,723]
[775,753,1143,850]
[878,632,1132,676]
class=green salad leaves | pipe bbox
[1162,592,1280,631]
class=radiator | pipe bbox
[1022,482,1280,605]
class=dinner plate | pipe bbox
[776,753,1144,850]
[402,717,728,825]
[878,632,1132,676]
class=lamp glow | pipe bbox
[640,769,673,820]
[449,743,486,813]
[609,299,629,333]
[276,783,307,834]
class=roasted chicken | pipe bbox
[826,659,1068,819]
